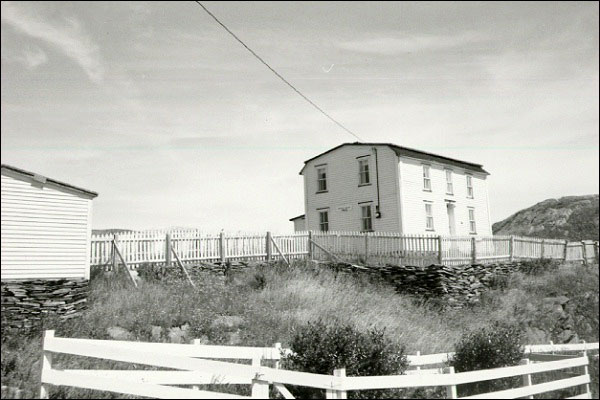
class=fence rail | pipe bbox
[40,331,594,399]
[90,230,599,269]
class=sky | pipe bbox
[1,1,598,233]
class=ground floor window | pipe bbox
[468,207,477,234]
[361,204,373,232]
[425,202,434,231]
[319,210,329,231]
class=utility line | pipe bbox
[194,1,363,142]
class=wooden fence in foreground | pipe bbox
[90,230,599,269]
[40,331,596,399]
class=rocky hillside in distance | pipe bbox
[493,195,599,241]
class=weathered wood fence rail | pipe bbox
[90,230,599,269]
[40,331,595,399]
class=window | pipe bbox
[358,159,370,185]
[425,202,434,231]
[468,208,477,234]
[466,175,473,198]
[423,165,431,191]
[445,170,453,195]
[319,210,329,231]
[316,166,327,192]
[361,204,373,232]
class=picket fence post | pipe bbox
[219,231,226,264]
[364,233,369,263]
[266,231,273,262]
[519,358,534,399]
[39,330,54,399]
[112,234,119,271]
[581,241,588,266]
[437,236,443,265]
[509,235,515,262]
[444,366,457,399]
[564,240,569,261]
[165,233,172,267]
[471,237,477,264]
[594,241,600,265]
[540,239,545,259]
[307,231,313,260]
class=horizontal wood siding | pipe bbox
[303,145,401,232]
[398,156,492,236]
[1,171,93,280]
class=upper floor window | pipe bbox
[468,208,477,234]
[361,204,373,232]
[423,165,431,191]
[316,166,327,192]
[424,202,434,231]
[466,175,473,198]
[445,170,453,195]
[358,158,370,185]
[319,210,329,232]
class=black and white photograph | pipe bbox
[1,1,598,399]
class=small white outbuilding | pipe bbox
[1,164,98,280]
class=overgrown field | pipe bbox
[1,260,598,398]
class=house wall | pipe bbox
[303,145,401,232]
[398,156,492,236]
[1,169,94,280]
[292,218,306,232]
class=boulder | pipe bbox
[107,326,133,340]
[211,315,244,330]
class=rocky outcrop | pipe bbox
[493,195,599,241]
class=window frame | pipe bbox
[360,203,373,232]
[466,174,474,198]
[358,158,371,186]
[423,164,432,192]
[424,201,434,231]
[468,207,477,234]
[318,209,329,232]
[316,165,328,193]
[445,169,454,195]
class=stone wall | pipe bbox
[327,260,561,308]
[1,279,88,330]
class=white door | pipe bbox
[447,203,456,236]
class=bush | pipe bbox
[449,321,524,397]
[281,319,408,399]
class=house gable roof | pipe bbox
[299,142,489,175]
[1,164,99,198]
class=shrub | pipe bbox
[449,321,524,396]
[281,319,408,399]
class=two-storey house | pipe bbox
[292,142,492,236]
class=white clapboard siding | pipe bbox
[1,168,96,280]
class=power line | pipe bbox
[194,1,363,142]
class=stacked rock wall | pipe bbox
[330,260,561,308]
[1,279,88,329]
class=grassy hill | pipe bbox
[493,195,599,241]
[1,260,598,398]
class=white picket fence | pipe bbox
[40,331,595,399]
[90,230,599,269]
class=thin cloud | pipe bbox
[19,47,48,69]
[1,45,48,69]
[337,32,485,55]
[0,1,104,83]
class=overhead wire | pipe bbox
[194,1,363,142]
